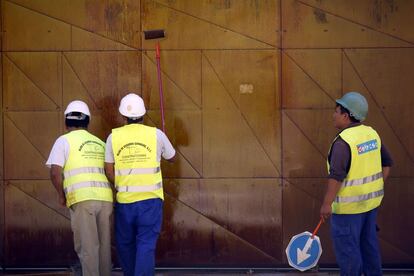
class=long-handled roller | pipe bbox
[144,29,166,133]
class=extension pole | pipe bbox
[155,42,166,133]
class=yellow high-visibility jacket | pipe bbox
[328,125,384,214]
[63,130,113,207]
[112,124,163,203]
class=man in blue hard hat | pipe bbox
[320,92,393,275]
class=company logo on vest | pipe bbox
[357,139,378,155]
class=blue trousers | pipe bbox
[331,208,382,276]
[115,198,163,276]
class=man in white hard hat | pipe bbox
[46,100,113,276]
[320,92,393,275]
[104,93,175,276]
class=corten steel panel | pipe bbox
[142,0,277,50]
[4,112,60,180]
[3,53,61,112]
[282,0,413,48]
[282,50,341,109]
[143,50,201,111]
[10,0,141,49]
[3,1,71,51]
[0,54,3,180]
[158,179,282,266]
[282,178,336,264]
[4,182,75,266]
[300,0,414,44]
[342,48,414,177]
[71,26,135,51]
[282,110,336,178]
[202,50,280,178]
[377,178,414,264]
[144,0,280,47]
[62,51,142,140]
[146,110,202,178]
[0,181,4,266]
[143,50,202,178]
[4,52,62,112]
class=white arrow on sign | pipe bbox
[296,236,314,264]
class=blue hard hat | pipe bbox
[336,92,368,121]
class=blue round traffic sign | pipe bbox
[285,231,322,271]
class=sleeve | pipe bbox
[45,136,69,168]
[156,129,176,160]
[328,137,351,182]
[380,144,393,167]
[105,134,115,163]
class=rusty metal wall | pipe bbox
[1,0,413,268]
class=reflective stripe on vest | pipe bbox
[64,181,111,194]
[115,167,160,176]
[112,124,163,203]
[64,167,105,178]
[335,189,384,203]
[117,182,162,192]
[63,130,113,207]
[342,171,383,187]
[327,125,384,214]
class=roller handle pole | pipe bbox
[155,42,165,133]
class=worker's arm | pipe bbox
[165,154,176,163]
[320,178,342,220]
[104,162,115,185]
[50,165,66,207]
[382,166,391,182]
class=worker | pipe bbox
[46,100,113,276]
[320,92,393,275]
[104,93,175,276]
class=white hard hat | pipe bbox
[119,93,146,118]
[64,100,91,117]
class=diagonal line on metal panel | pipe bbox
[284,178,323,203]
[9,183,70,220]
[5,113,47,161]
[283,51,336,102]
[284,110,327,161]
[5,0,137,50]
[343,50,414,164]
[297,1,414,46]
[378,234,414,262]
[62,53,100,110]
[145,114,202,177]
[203,53,281,176]
[143,52,201,110]
[152,0,275,48]
[4,54,59,109]
[164,191,282,263]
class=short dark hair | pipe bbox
[336,103,360,123]
[126,117,143,124]
[65,112,90,128]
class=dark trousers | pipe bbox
[115,198,163,276]
[331,208,382,276]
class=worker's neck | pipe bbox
[66,126,87,132]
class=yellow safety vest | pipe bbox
[112,124,163,203]
[63,130,113,207]
[327,125,384,214]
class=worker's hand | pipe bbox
[59,195,66,207]
[320,203,332,221]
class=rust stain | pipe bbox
[313,8,328,24]
[104,2,123,29]
[372,0,382,25]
